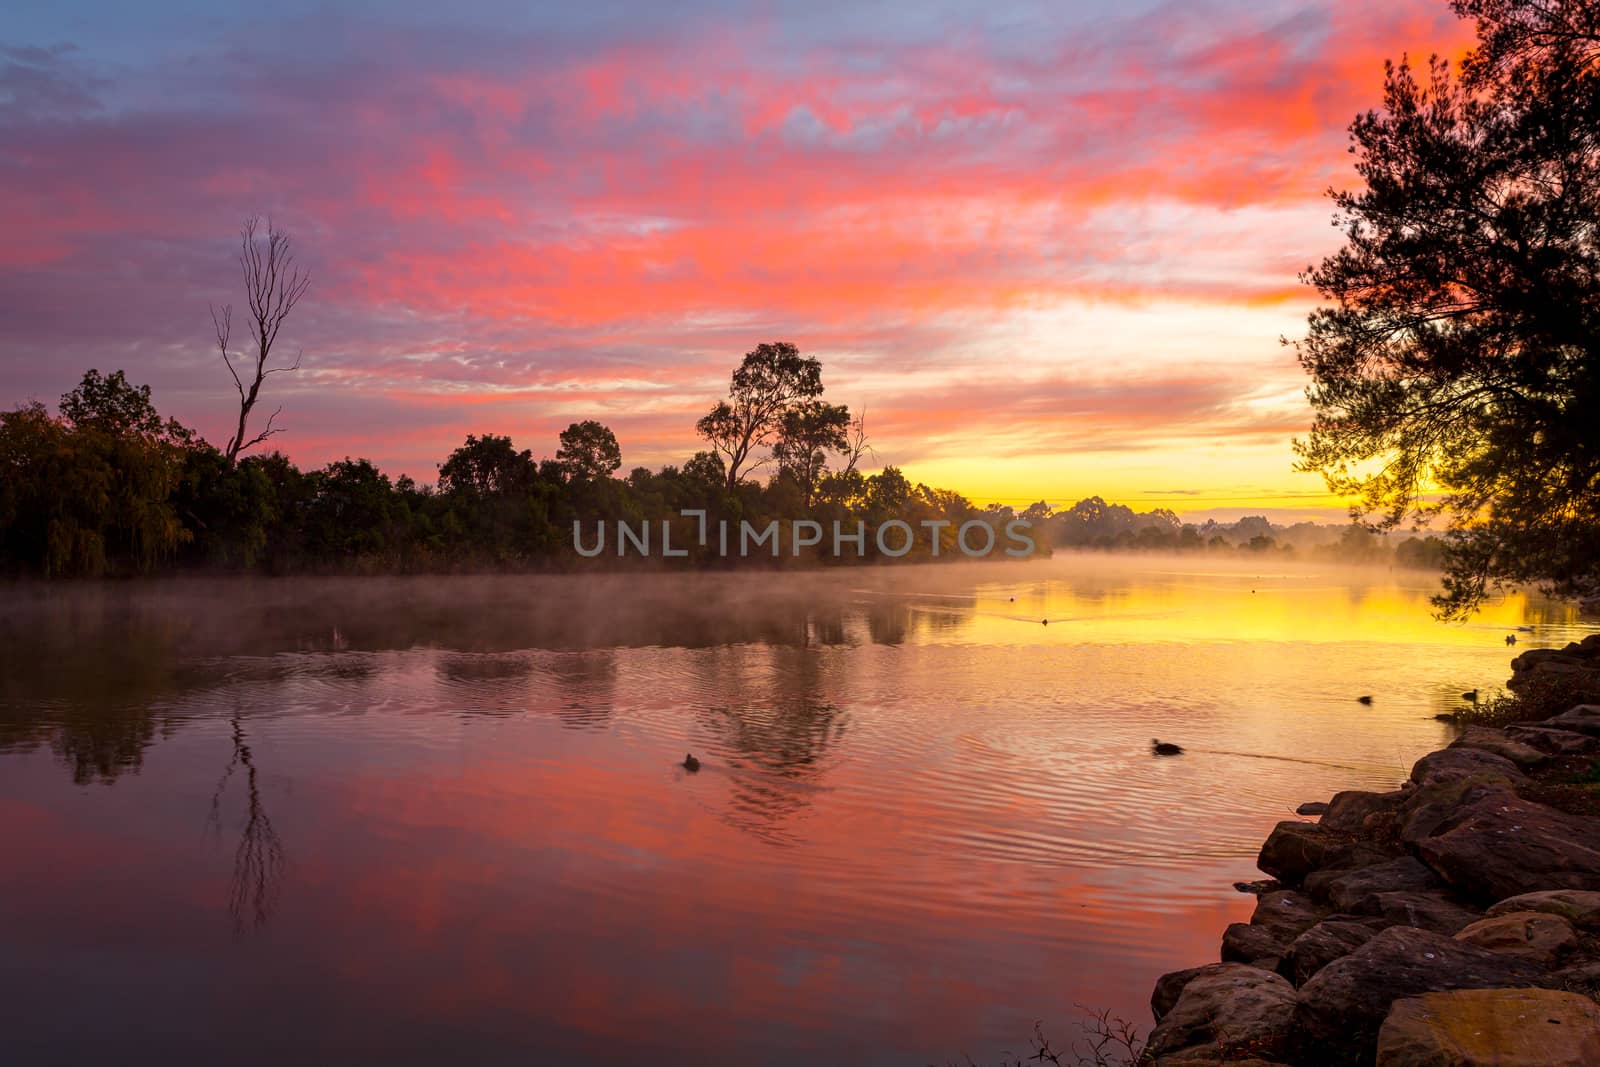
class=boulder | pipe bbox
[1398,777,1519,845]
[1504,724,1599,756]
[1322,790,1407,835]
[1258,821,1375,883]
[1251,889,1321,936]
[1546,705,1600,737]
[1223,922,1289,964]
[1448,726,1547,769]
[1484,889,1600,930]
[1414,793,1600,904]
[1306,857,1442,913]
[1152,962,1237,1022]
[1297,801,1330,816]
[1368,890,1482,935]
[1145,964,1297,1063]
[1293,927,1550,1065]
[1280,917,1385,987]
[1376,988,1600,1067]
[1409,747,1524,787]
[1454,911,1578,966]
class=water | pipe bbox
[1,557,1594,1065]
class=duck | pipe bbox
[1506,634,1517,646]
[1042,619,1049,626]
[1358,695,1374,705]
[682,753,701,773]
[1151,739,1185,756]
[1462,690,1479,703]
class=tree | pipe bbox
[556,421,622,482]
[696,342,824,491]
[1294,0,1600,616]
[212,217,310,464]
[439,434,537,496]
[772,400,851,507]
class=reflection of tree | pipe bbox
[694,650,848,843]
[550,651,617,730]
[208,714,284,932]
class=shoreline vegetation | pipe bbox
[2,366,1451,580]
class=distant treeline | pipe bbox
[0,358,1439,577]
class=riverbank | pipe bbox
[1143,635,1600,1066]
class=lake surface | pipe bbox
[2,557,1595,1065]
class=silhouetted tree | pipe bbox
[212,217,310,464]
[772,400,851,507]
[556,420,622,482]
[1294,1,1600,615]
[696,342,824,491]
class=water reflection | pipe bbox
[1,558,1597,1066]
[207,713,285,931]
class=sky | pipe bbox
[0,0,1477,520]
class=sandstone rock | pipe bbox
[1258,821,1363,883]
[1223,922,1289,964]
[1546,704,1600,737]
[1409,747,1525,787]
[1454,910,1578,966]
[1398,777,1519,845]
[1152,962,1238,1022]
[1294,927,1550,1065]
[1485,889,1600,930]
[1280,917,1385,987]
[1307,856,1442,913]
[1504,723,1599,756]
[1448,726,1547,769]
[1368,890,1482,935]
[1376,988,1600,1067]
[1322,790,1407,835]
[1251,889,1321,936]
[1414,793,1600,904]
[1146,965,1297,1063]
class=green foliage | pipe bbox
[1294,2,1600,617]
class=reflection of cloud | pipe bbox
[0,2,1474,491]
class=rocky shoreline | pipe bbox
[1143,634,1600,1066]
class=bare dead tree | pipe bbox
[212,217,310,464]
[841,407,875,475]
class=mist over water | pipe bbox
[2,556,1594,1065]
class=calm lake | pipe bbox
[2,557,1595,1065]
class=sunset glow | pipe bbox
[1,1,1476,516]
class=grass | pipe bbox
[1445,675,1589,729]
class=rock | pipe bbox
[1546,705,1600,737]
[1294,927,1552,1066]
[1145,964,1297,1063]
[1307,857,1442,913]
[1152,962,1237,1022]
[1234,878,1283,895]
[1504,723,1599,756]
[1485,889,1600,930]
[1376,988,1600,1067]
[1251,889,1321,936]
[1223,922,1289,963]
[1280,917,1385,987]
[1297,801,1330,816]
[1323,789,1407,835]
[1449,725,1548,769]
[1368,890,1482,935]
[1454,911,1578,966]
[1414,793,1600,904]
[1257,821,1362,883]
[1410,747,1525,787]
[1398,777,1519,845]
